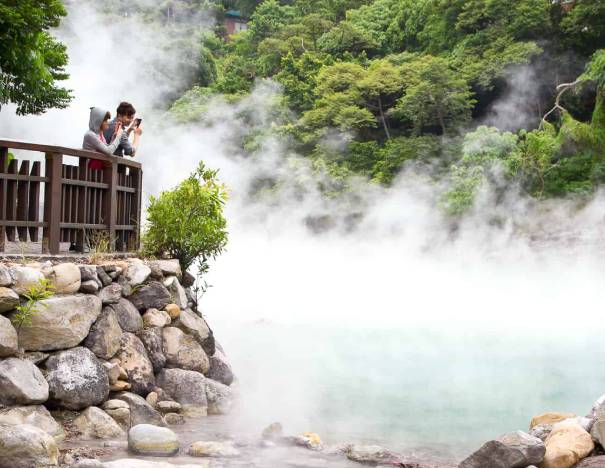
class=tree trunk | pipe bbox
[378,95,391,140]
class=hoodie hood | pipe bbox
[88,107,109,132]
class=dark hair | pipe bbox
[116,101,136,117]
[104,111,111,121]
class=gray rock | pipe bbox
[104,461,206,468]
[73,459,106,468]
[153,260,182,279]
[114,392,165,427]
[99,283,123,305]
[105,407,130,429]
[51,263,81,294]
[103,399,130,410]
[157,401,182,414]
[111,298,143,333]
[591,418,605,447]
[143,308,171,328]
[23,351,50,365]
[135,327,166,373]
[0,264,12,287]
[188,440,241,458]
[345,445,403,465]
[102,360,121,384]
[0,314,18,356]
[529,423,552,441]
[205,378,233,415]
[0,405,64,440]
[162,327,209,373]
[182,271,195,288]
[128,281,171,311]
[173,308,215,356]
[164,413,185,425]
[79,265,99,282]
[85,307,123,359]
[0,287,19,313]
[115,333,155,395]
[576,456,605,467]
[128,424,179,456]
[97,266,112,286]
[156,368,208,416]
[80,280,100,294]
[45,347,109,410]
[0,357,49,405]
[0,422,59,468]
[125,260,151,287]
[73,406,125,440]
[10,266,45,295]
[9,294,102,351]
[163,277,187,309]
[459,430,545,468]
[207,348,234,386]
[148,262,163,280]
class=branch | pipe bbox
[540,79,581,127]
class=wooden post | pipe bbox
[102,160,117,251]
[76,158,88,251]
[17,160,30,241]
[42,152,63,254]
[28,162,41,242]
[130,167,143,251]
[0,147,7,252]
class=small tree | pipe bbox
[142,162,228,275]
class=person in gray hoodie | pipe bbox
[82,107,126,157]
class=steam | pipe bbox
[1,2,605,459]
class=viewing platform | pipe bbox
[0,139,142,256]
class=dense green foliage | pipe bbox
[160,0,605,214]
[142,162,228,272]
[0,0,72,114]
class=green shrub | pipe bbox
[11,278,55,332]
[142,162,228,274]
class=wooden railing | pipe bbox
[0,139,142,255]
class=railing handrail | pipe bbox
[0,138,142,169]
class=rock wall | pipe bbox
[0,258,234,466]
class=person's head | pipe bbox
[116,101,136,127]
[89,107,112,133]
[100,111,111,132]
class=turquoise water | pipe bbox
[214,322,605,461]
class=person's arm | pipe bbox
[121,130,136,156]
[84,130,126,156]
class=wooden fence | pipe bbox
[0,139,142,255]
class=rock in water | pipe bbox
[10,294,102,351]
[114,392,165,427]
[84,306,123,359]
[0,357,49,405]
[345,445,404,465]
[173,308,215,356]
[44,347,109,410]
[188,440,241,457]
[156,368,208,416]
[0,287,19,313]
[127,281,171,311]
[542,423,593,468]
[205,378,233,415]
[73,407,125,439]
[0,314,18,356]
[128,424,179,456]
[115,333,156,395]
[530,412,576,429]
[0,422,59,468]
[162,326,209,373]
[0,405,64,440]
[111,298,143,333]
[459,430,545,468]
[136,327,166,373]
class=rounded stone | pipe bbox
[128,423,179,456]
[0,422,59,468]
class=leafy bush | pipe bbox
[143,162,228,274]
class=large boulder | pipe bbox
[9,294,101,351]
[459,430,545,468]
[110,298,143,333]
[0,287,19,313]
[73,406,125,440]
[206,347,234,386]
[114,333,155,395]
[0,405,64,440]
[128,281,171,311]
[205,378,233,415]
[135,327,166,373]
[152,260,182,279]
[162,327,209,374]
[51,263,81,294]
[156,368,208,416]
[114,392,165,427]
[99,284,123,305]
[127,424,179,456]
[45,347,109,410]
[173,308,215,356]
[0,357,48,405]
[0,315,18,356]
[0,422,59,468]
[10,266,44,295]
[163,277,187,309]
[576,456,605,467]
[125,260,151,287]
[541,422,593,468]
[84,307,123,359]
[0,264,12,287]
